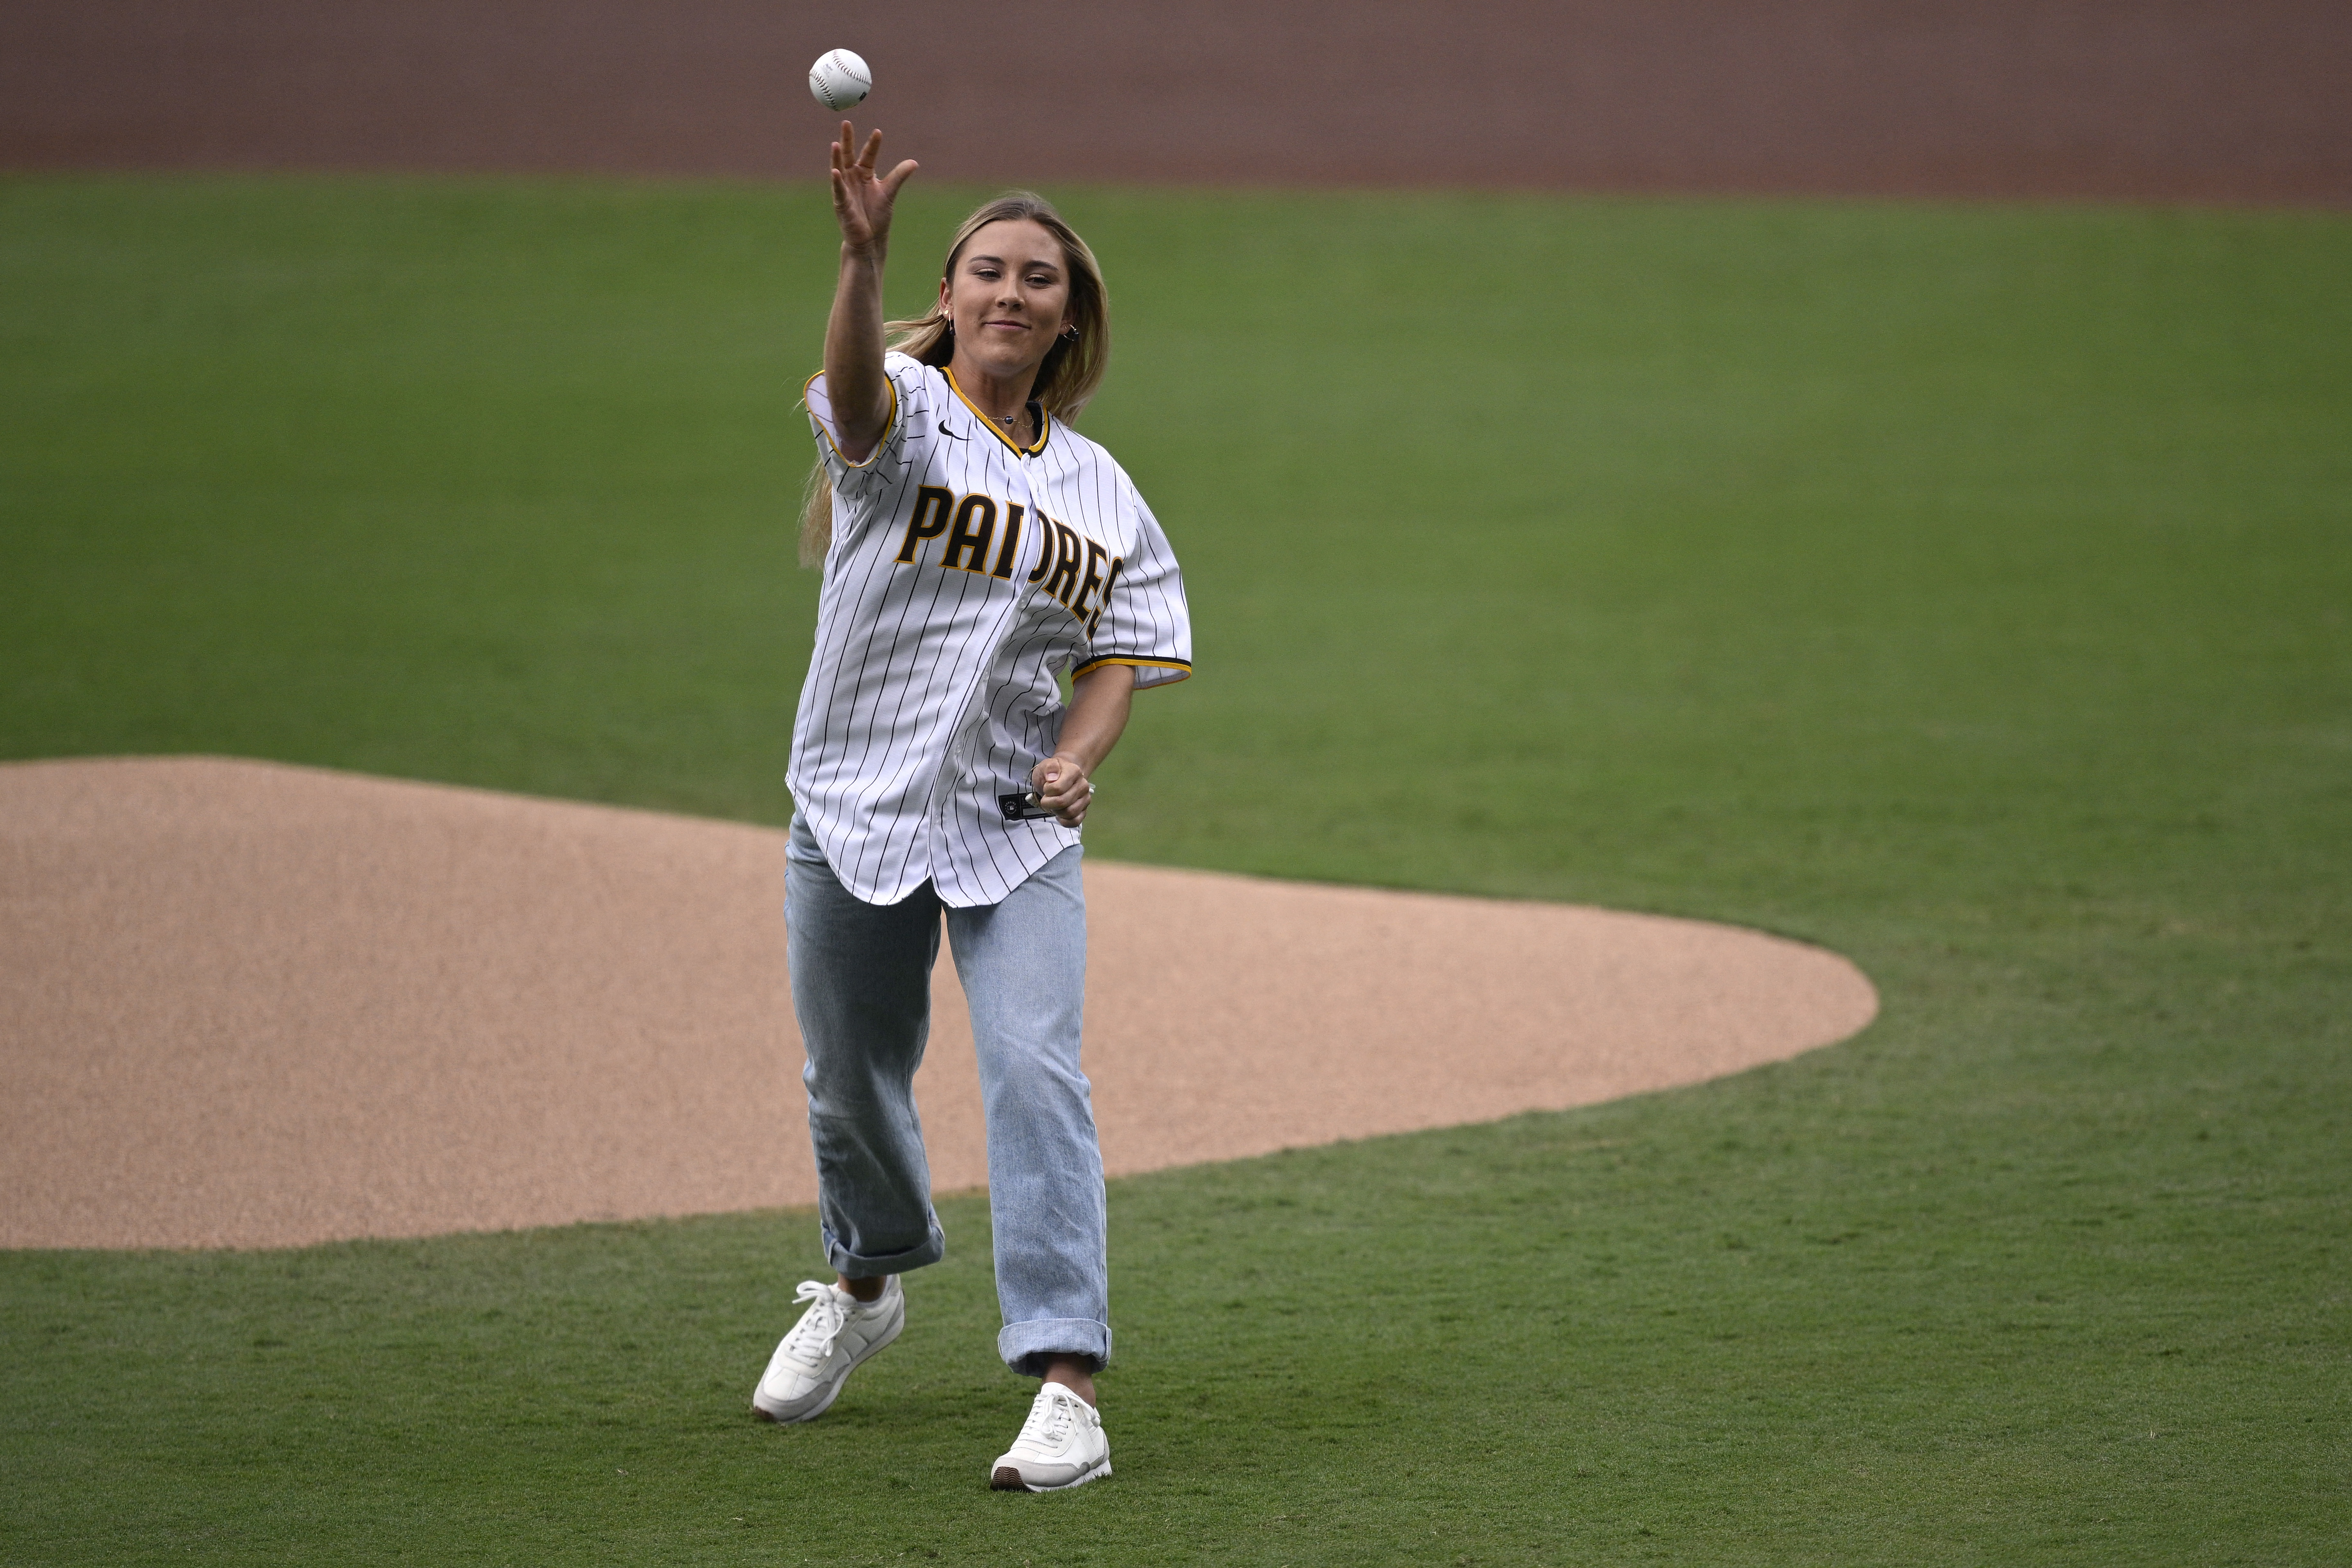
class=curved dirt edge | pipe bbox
[0,757,1878,1249]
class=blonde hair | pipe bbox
[798,191,1112,567]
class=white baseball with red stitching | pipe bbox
[809,49,871,112]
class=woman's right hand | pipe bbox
[829,122,917,256]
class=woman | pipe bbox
[748,123,1190,1494]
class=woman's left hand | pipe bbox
[1032,665,1131,828]
[1030,753,1096,827]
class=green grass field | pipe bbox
[2,175,2347,1564]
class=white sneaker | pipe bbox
[750,1276,904,1423]
[989,1383,1111,1492]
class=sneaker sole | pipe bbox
[749,1310,904,1424]
[990,1456,1111,1493]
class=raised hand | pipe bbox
[829,122,918,255]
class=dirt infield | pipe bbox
[2,1,2346,204]
[0,757,1876,1250]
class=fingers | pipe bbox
[829,167,865,237]
[1030,756,1095,826]
[828,125,899,173]
[827,127,910,247]
[827,126,912,227]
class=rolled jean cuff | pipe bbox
[998,1317,1112,1378]
[823,1220,945,1279]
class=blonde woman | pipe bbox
[749,124,1190,1493]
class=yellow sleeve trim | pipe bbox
[803,368,898,471]
[1072,656,1192,684]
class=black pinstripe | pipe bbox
[790,355,1193,908]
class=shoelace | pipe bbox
[1018,1386,1082,1449]
[780,1280,849,1366]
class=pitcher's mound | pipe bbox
[0,757,1877,1249]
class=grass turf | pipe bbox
[2,175,2348,1564]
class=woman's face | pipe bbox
[940,219,1075,383]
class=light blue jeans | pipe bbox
[785,817,1110,1376]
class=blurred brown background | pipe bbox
[2,1,2347,201]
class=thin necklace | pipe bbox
[949,365,1036,444]
[988,400,1037,445]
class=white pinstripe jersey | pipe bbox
[789,352,1192,907]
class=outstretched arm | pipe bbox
[821,122,918,463]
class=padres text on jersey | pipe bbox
[791,353,1192,907]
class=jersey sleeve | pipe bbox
[804,351,929,500]
[1074,481,1192,689]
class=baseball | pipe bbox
[809,49,871,112]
